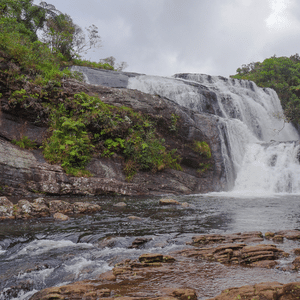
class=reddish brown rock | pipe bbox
[98,270,116,282]
[190,231,263,246]
[207,281,300,300]
[139,253,164,263]
[179,242,287,268]
[292,256,300,270]
[265,232,275,238]
[29,282,110,300]
[277,230,300,240]
[165,288,197,300]
[272,235,284,242]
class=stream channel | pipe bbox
[1,193,300,299]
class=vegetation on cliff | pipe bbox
[0,0,213,179]
[231,54,300,124]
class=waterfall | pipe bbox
[128,73,300,194]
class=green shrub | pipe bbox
[12,136,37,149]
[42,102,94,176]
[169,113,180,133]
[231,54,300,124]
[193,141,211,158]
[42,92,182,178]
[72,58,114,70]
[197,162,212,174]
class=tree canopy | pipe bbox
[0,0,47,41]
[231,54,300,125]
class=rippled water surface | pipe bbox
[1,193,300,299]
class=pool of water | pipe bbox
[1,193,300,299]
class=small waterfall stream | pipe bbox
[128,73,300,194]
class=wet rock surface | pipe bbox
[28,230,300,300]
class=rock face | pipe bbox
[0,70,226,196]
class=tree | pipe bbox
[100,56,128,71]
[41,13,75,60]
[231,54,300,124]
[0,0,47,41]
[41,4,102,60]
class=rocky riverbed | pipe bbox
[2,194,300,300]
[29,230,300,300]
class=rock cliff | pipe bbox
[0,68,226,196]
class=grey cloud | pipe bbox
[34,0,299,77]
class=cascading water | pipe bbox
[128,73,300,194]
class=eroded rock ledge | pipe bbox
[27,230,300,300]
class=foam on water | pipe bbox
[9,239,94,259]
[0,246,6,255]
[63,257,111,280]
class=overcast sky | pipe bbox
[34,0,300,77]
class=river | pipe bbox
[1,193,300,299]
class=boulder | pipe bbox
[292,256,300,270]
[53,212,69,221]
[139,253,164,263]
[130,237,151,248]
[49,200,73,214]
[138,253,175,264]
[159,199,181,205]
[190,231,264,246]
[181,238,288,268]
[166,288,197,300]
[0,196,14,219]
[16,200,32,218]
[114,202,127,207]
[73,202,101,214]
[29,283,110,300]
[128,215,142,221]
[277,229,300,240]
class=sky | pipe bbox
[33,0,300,77]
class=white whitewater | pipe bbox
[128,73,300,194]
